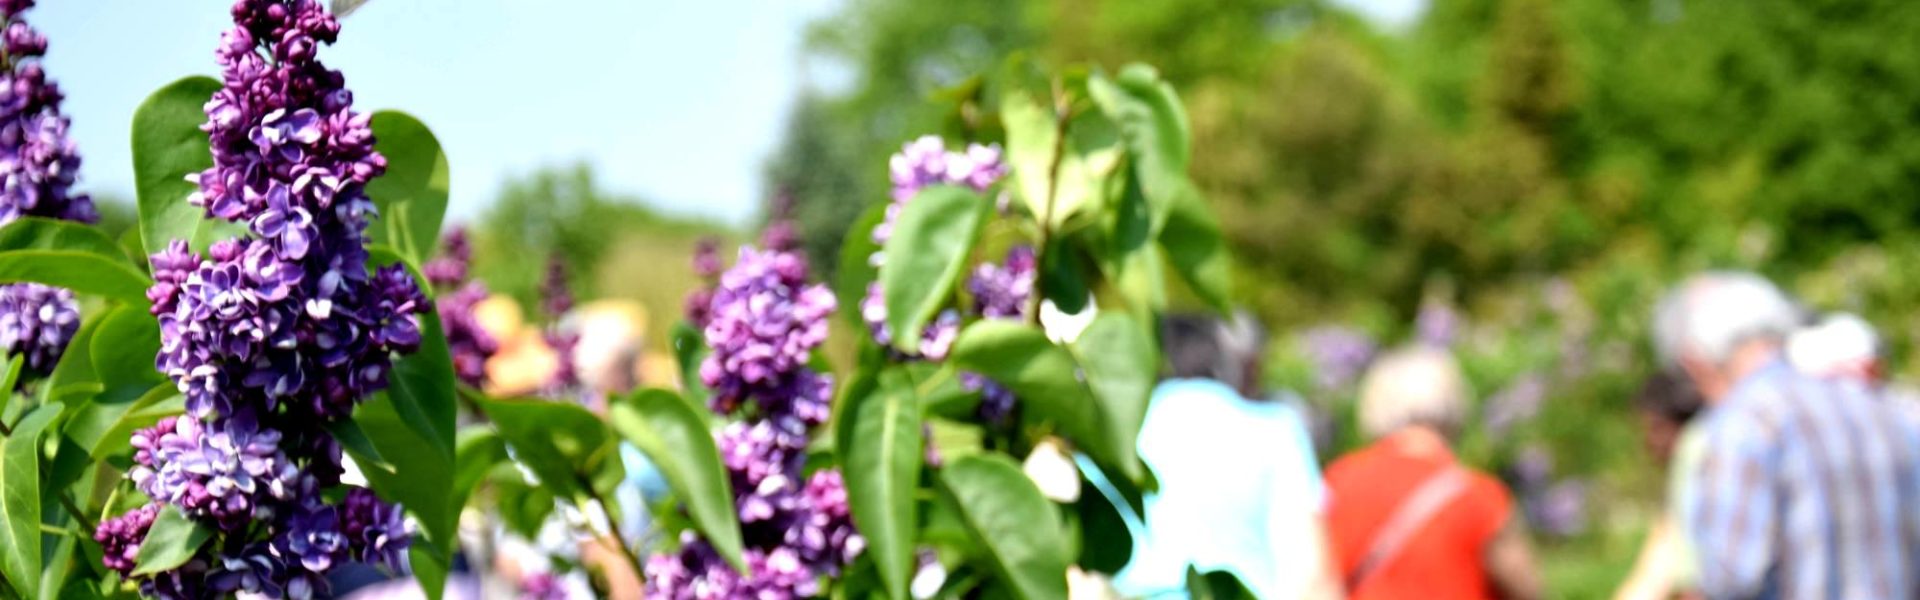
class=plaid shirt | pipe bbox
[1684,359,1920,599]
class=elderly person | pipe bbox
[1325,346,1541,600]
[1110,312,1341,600]
[1656,272,1920,599]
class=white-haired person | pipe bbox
[1324,347,1542,600]
[1655,272,1920,599]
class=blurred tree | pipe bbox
[473,162,724,314]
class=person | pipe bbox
[1614,370,1707,600]
[1786,312,1883,384]
[1109,312,1342,600]
[1324,346,1542,600]
[1654,272,1920,599]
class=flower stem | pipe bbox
[1026,77,1074,327]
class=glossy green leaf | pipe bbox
[408,544,449,600]
[837,371,923,599]
[937,455,1069,600]
[366,111,451,266]
[453,426,507,510]
[88,305,165,392]
[63,384,180,459]
[1159,181,1231,311]
[131,76,248,256]
[608,389,744,572]
[0,402,60,597]
[1102,173,1166,312]
[490,468,557,539]
[1067,314,1157,481]
[0,218,137,262]
[327,417,394,475]
[131,506,212,576]
[0,355,18,416]
[480,397,623,503]
[1088,64,1191,224]
[41,317,100,405]
[669,321,710,406]
[0,252,149,305]
[879,185,989,355]
[835,202,888,326]
[948,321,1111,465]
[1003,92,1122,226]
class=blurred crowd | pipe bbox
[1106,271,1920,600]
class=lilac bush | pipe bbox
[426,228,496,387]
[101,1,418,596]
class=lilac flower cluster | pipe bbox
[1414,299,1461,348]
[683,236,721,327]
[648,243,861,598]
[1299,326,1377,394]
[0,0,96,225]
[0,0,94,381]
[860,135,1006,358]
[1482,371,1546,438]
[0,282,76,374]
[102,2,416,597]
[960,246,1036,424]
[540,255,580,393]
[426,228,497,387]
[1507,445,1587,537]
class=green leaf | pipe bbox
[1101,173,1166,312]
[0,402,61,597]
[0,217,138,263]
[62,383,180,459]
[835,202,888,326]
[607,389,745,572]
[41,317,101,404]
[326,417,395,475]
[0,252,150,305]
[453,426,507,510]
[131,506,212,576]
[131,76,249,256]
[879,185,989,355]
[1003,92,1123,227]
[1067,314,1157,481]
[1159,181,1231,311]
[948,321,1111,465]
[0,355,19,414]
[490,468,557,539]
[408,544,449,600]
[88,305,165,392]
[1088,64,1191,225]
[366,111,452,266]
[669,321,710,407]
[837,370,923,599]
[937,455,1069,600]
[479,397,623,504]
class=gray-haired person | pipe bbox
[1656,272,1920,599]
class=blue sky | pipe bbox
[35,0,1420,228]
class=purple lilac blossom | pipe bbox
[540,256,580,393]
[0,0,96,225]
[440,282,496,388]
[698,245,835,414]
[520,572,570,600]
[422,226,471,288]
[106,2,418,596]
[1414,299,1461,348]
[683,237,721,327]
[1299,326,1377,394]
[1482,372,1547,438]
[96,504,161,576]
[960,246,1036,424]
[0,282,77,374]
[1527,479,1588,537]
[648,241,862,598]
[859,136,1006,354]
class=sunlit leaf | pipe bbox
[879,185,989,355]
[608,389,744,571]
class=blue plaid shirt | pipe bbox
[1683,359,1920,599]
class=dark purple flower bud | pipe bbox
[759,219,798,253]
[95,504,161,576]
[439,282,497,388]
[338,486,411,572]
[691,236,721,280]
[540,256,573,319]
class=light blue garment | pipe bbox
[1105,379,1326,599]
